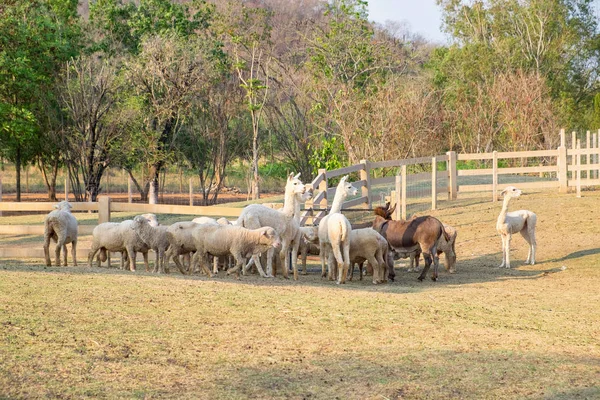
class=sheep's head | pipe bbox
[337,175,358,197]
[300,185,314,202]
[259,227,281,249]
[301,226,319,243]
[131,215,149,230]
[140,213,159,227]
[501,186,522,199]
[54,201,72,211]
[286,172,305,196]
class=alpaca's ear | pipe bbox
[294,172,301,179]
[500,188,507,195]
[288,172,295,180]
[340,175,348,183]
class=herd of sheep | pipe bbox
[42,173,539,284]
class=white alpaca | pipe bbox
[237,173,306,279]
[317,175,357,284]
[496,186,537,269]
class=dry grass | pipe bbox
[1,189,600,399]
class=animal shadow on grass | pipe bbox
[544,247,600,263]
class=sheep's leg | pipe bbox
[167,248,186,275]
[212,256,219,275]
[43,230,53,267]
[201,253,214,278]
[62,244,68,266]
[142,251,149,272]
[348,262,355,281]
[319,243,328,278]
[327,251,336,281]
[88,246,100,268]
[126,246,136,272]
[301,243,309,275]
[71,240,77,267]
[366,255,381,284]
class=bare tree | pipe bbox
[59,54,120,201]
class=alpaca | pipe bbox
[317,175,357,284]
[496,186,537,269]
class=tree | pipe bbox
[59,55,121,201]
[0,0,80,201]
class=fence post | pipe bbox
[571,131,577,176]
[586,130,591,182]
[401,165,407,220]
[98,196,111,224]
[594,131,598,180]
[492,150,498,202]
[64,168,69,201]
[359,159,371,209]
[394,175,401,220]
[431,157,437,211]
[446,151,457,200]
[558,144,568,193]
[189,178,193,207]
[576,140,581,198]
[0,174,2,217]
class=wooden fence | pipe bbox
[1,129,599,258]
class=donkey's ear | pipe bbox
[388,202,397,216]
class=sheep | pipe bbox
[237,173,306,279]
[87,219,150,271]
[190,225,281,279]
[164,221,200,274]
[318,175,357,284]
[299,226,319,275]
[131,215,169,273]
[497,186,537,268]
[43,201,78,267]
[346,228,390,284]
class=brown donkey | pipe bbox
[372,203,449,281]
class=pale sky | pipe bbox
[367,0,448,44]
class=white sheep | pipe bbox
[164,221,199,274]
[88,219,150,271]
[346,228,390,284]
[237,173,306,279]
[43,201,78,267]
[497,186,537,268]
[190,225,281,279]
[299,225,319,275]
[131,215,169,273]
[318,175,357,284]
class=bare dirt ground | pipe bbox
[0,188,599,399]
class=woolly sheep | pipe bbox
[190,225,281,279]
[88,218,150,271]
[164,221,200,274]
[43,201,78,267]
[131,215,169,273]
[299,225,319,275]
[346,228,390,284]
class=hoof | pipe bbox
[417,276,424,282]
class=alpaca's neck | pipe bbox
[329,190,347,214]
[280,186,296,217]
[293,194,303,221]
[497,195,512,226]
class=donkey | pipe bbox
[372,203,449,281]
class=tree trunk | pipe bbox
[252,123,260,200]
[15,146,21,202]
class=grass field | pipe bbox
[1,189,600,399]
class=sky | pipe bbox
[367,0,448,44]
